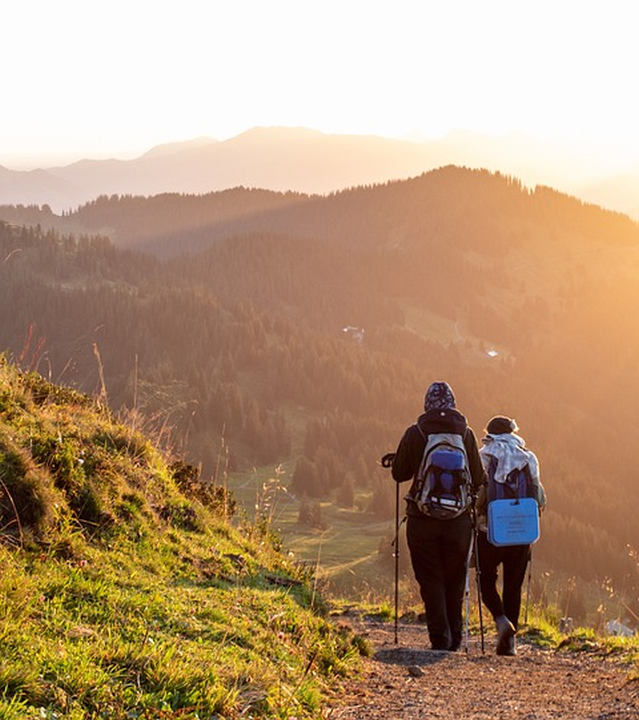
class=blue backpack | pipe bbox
[486,458,536,503]
[412,431,473,519]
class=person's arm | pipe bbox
[464,427,487,492]
[391,425,422,483]
[474,451,491,516]
[529,453,546,509]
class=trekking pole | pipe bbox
[464,532,474,654]
[473,517,485,654]
[524,546,533,624]
[394,479,400,645]
[380,452,399,644]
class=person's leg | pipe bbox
[477,531,504,620]
[442,514,473,651]
[407,516,450,649]
[477,533,515,654]
[501,544,531,630]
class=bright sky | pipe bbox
[2,0,638,169]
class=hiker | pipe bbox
[391,381,485,651]
[476,415,546,656]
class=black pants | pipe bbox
[477,531,530,629]
[406,513,472,650]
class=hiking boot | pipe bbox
[449,632,462,652]
[430,633,452,651]
[497,634,516,656]
[495,615,515,655]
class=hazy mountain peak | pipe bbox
[142,136,219,158]
[227,126,326,144]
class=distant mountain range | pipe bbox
[2,126,639,219]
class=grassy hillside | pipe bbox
[0,357,364,719]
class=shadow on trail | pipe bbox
[373,646,452,667]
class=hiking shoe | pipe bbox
[449,632,462,652]
[497,634,516,656]
[495,615,515,655]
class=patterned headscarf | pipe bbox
[424,381,456,411]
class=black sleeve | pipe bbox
[464,427,487,491]
[391,425,424,483]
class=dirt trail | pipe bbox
[325,613,639,719]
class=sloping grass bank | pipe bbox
[0,358,364,719]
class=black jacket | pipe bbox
[391,408,486,516]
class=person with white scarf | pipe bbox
[476,416,546,656]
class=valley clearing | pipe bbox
[325,612,639,719]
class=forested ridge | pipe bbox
[2,165,639,622]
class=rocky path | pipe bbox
[324,614,639,719]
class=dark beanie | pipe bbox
[424,381,456,411]
[486,415,518,435]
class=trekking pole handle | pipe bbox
[380,452,396,468]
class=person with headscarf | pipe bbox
[476,415,546,656]
[391,381,485,651]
